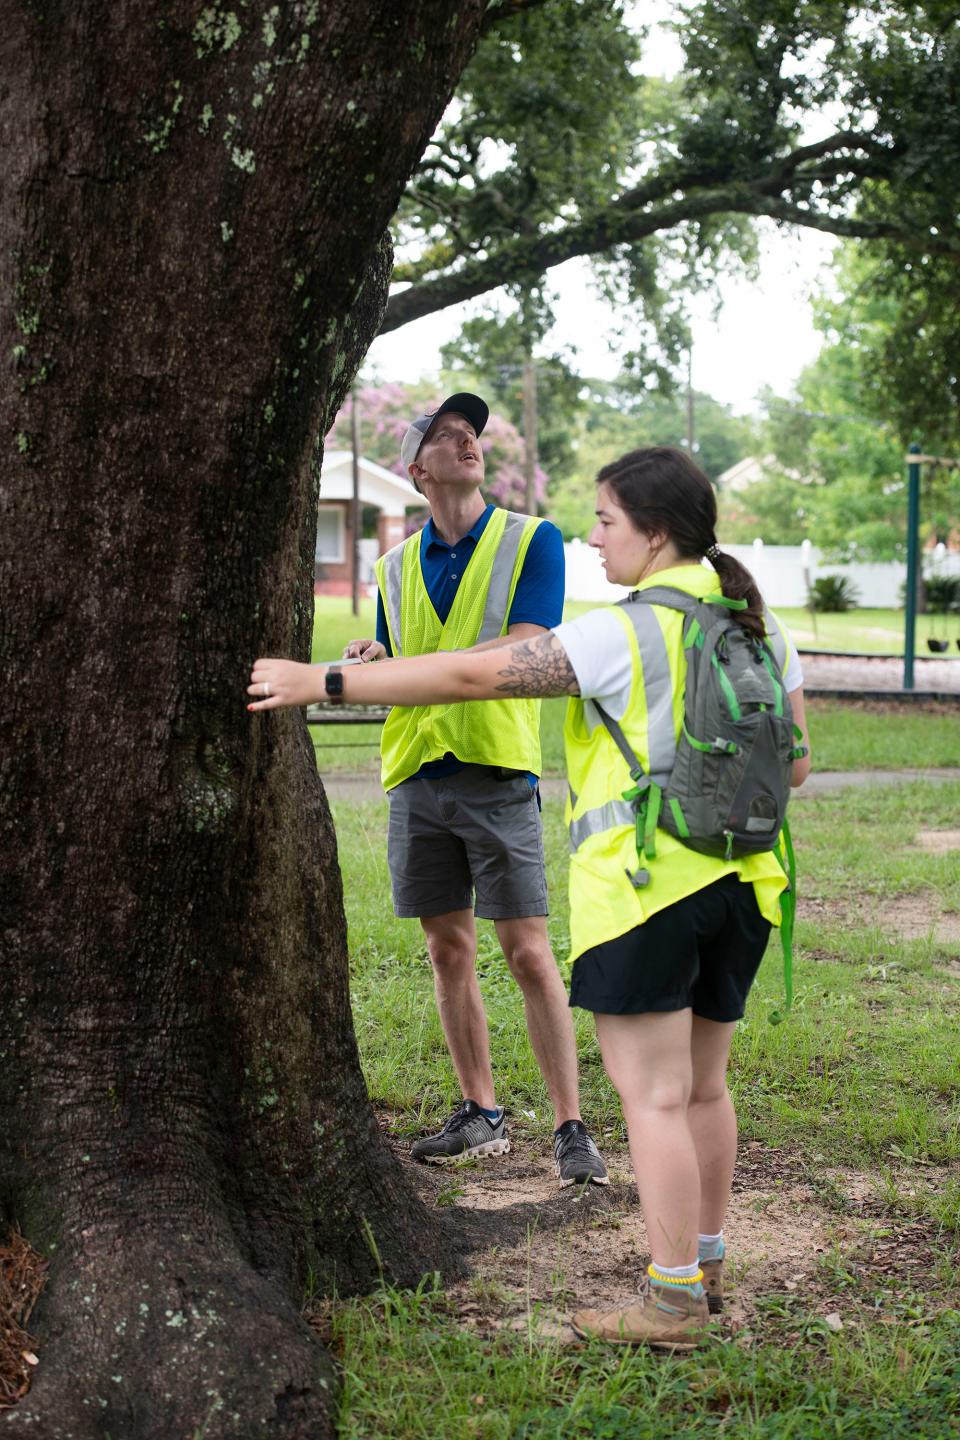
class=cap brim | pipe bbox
[428,392,489,439]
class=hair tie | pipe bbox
[705,544,721,563]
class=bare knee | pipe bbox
[620,1078,691,1117]
[422,919,476,977]
[689,1077,729,1107]
[425,936,474,977]
[502,940,556,990]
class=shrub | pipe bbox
[924,574,960,614]
[809,575,860,612]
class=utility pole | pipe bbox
[522,351,538,515]
[350,386,361,617]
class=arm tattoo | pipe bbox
[493,633,580,698]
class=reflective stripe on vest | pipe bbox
[621,600,676,786]
[567,600,677,857]
[476,511,529,642]
[569,797,635,852]
[381,510,530,655]
[381,542,406,656]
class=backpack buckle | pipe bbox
[622,773,650,805]
[625,866,650,889]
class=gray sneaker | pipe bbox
[554,1119,609,1186]
[410,1100,510,1166]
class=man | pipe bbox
[344,392,607,1186]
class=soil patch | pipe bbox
[379,1131,958,1344]
[915,829,960,853]
[799,891,960,945]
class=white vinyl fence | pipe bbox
[563,538,960,609]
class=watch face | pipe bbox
[325,669,344,697]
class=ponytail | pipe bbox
[598,447,766,639]
[707,549,765,640]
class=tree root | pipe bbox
[6,1234,337,1439]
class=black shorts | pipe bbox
[569,874,771,1021]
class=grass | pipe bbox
[327,775,960,1438]
[309,599,960,776]
[335,780,960,1167]
[333,1284,960,1440]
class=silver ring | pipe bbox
[262,681,270,697]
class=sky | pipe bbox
[364,4,838,417]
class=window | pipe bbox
[315,506,345,563]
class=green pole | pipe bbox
[904,442,921,691]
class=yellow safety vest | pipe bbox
[376,508,544,792]
[564,564,793,963]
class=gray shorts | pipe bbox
[386,767,548,921]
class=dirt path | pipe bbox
[801,653,960,693]
[380,1130,954,1343]
[323,768,960,803]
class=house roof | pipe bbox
[319,450,426,516]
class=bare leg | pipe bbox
[594,1009,699,1267]
[495,915,580,1128]
[421,910,495,1110]
[689,1016,738,1235]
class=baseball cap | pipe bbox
[400,392,489,473]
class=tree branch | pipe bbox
[480,0,554,34]
[380,171,960,332]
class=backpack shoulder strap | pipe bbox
[622,585,697,613]
[625,585,749,615]
[592,701,647,783]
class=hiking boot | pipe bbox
[571,1277,710,1351]
[701,1256,724,1314]
[554,1120,609,1187]
[410,1100,510,1166]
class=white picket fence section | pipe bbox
[563,538,960,608]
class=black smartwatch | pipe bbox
[324,667,345,704]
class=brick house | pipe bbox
[315,450,426,596]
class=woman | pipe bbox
[248,446,811,1350]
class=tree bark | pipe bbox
[0,3,483,1435]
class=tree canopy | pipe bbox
[382,0,960,386]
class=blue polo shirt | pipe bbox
[376,505,565,781]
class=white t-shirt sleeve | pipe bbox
[554,605,805,704]
[551,609,634,717]
[772,612,804,690]
[783,644,803,691]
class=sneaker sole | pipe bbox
[706,1294,723,1315]
[417,1138,511,1166]
[555,1163,610,1187]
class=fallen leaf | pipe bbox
[823,1312,843,1332]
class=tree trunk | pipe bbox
[0,4,483,1435]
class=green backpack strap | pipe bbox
[592,702,662,882]
[769,815,797,1025]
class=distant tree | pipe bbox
[439,310,584,487]
[751,244,960,558]
[547,378,755,539]
[717,463,813,546]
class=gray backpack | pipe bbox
[595,586,806,1017]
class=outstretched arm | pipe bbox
[247,631,580,711]
[788,686,812,787]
